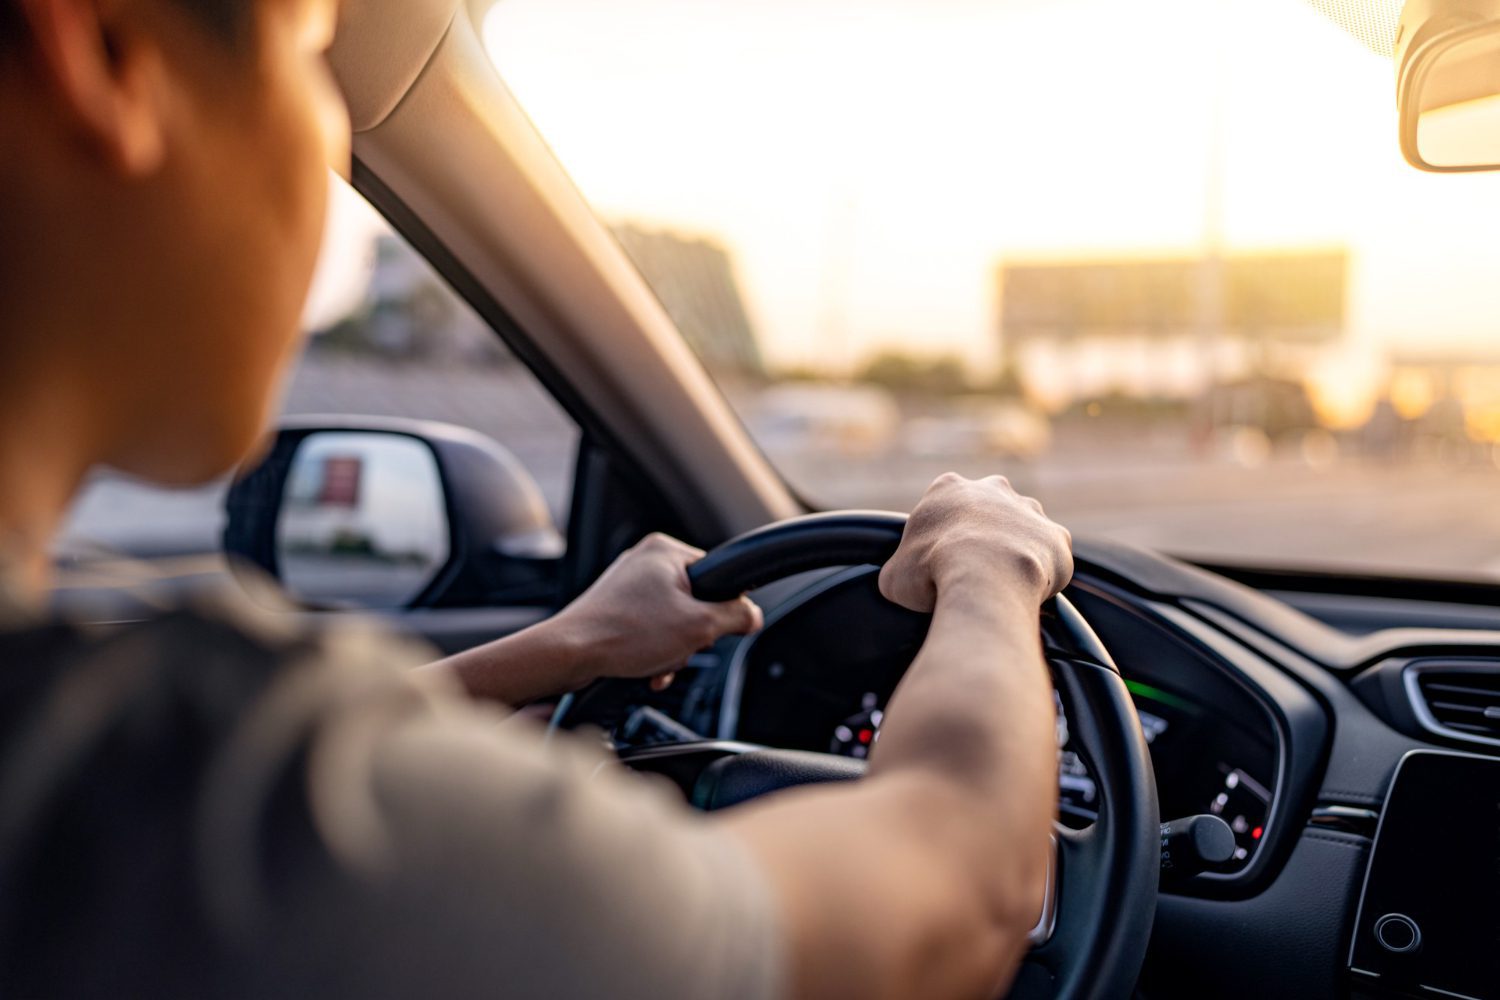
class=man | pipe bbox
[0,0,1072,997]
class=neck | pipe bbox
[0,339,102,598]
[0,130,129,597]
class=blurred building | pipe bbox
[312,234,512,365]
[996,251,1348,406]
[613,223,765,377]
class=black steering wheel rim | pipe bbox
[563,511,1159,1000]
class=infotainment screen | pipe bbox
[1349,751,1500,1000]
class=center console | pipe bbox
[1349,751,1500,1000]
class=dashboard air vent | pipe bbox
[1407,663,1500,746]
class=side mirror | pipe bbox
[224,418,564,609]
[1397,0,1500,170]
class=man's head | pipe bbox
[0,0,348,487]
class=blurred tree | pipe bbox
[856,352,969,397]
[978,364,1026,399]
[768,365,833,384]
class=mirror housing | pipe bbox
[1397,0,1500,171]
[225,417,564,609]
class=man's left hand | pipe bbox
[551,533,763,692]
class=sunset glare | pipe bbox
[480,0,1500,409]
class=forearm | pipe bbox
[719,583,1058,1000]
[870,569,1056,786]
[420,533,761,706]
[416,615,599,706]
[867,567,1059,922]
[718,475,1070,999]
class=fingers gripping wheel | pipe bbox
[687,512,1159,1000]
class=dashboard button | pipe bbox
[1374,913,1422,954]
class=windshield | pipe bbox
[485,0,1500,580]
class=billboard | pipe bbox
[999,251,1347,349]
[613,224,765,376]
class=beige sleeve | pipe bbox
[355,705,785,1000]
[216,616,787,1000]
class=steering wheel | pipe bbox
[560,511,1159,1000]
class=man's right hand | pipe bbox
[879,472,1074,614]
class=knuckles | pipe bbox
[891,472,1072,598]
[694,622,719,649]
[639,532,677,553]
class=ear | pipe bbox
[17,0,166,175]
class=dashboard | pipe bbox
[605,537,1500,998]
[720,567,1280,875]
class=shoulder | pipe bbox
[2,573,437,705]
[0,584,786,1000]
[0,578,445,829]
[0,582,451,983]
[0,576,446,882]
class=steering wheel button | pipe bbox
[1373,913,1421,954]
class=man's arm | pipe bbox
[719,474,1070,1000]
[416,533,762,706]
[213,474,1065,1000]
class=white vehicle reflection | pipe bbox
[277,432,450,608]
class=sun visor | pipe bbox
[329,0,461,133]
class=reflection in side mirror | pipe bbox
[224,418,565,611]
[277,432,450,608]
[1397,0,1500,171]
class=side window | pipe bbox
[56,182,579,577]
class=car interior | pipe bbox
[50,0,1500,997]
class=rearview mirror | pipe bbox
[1397,0,1500,171]
[225,418,564,610]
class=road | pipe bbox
[55,355,1500,582]
[777,450,1500,579]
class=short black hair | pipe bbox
[1,2,26,51]
[1,0,253,54]
[186,0,256,44]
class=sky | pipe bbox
[466,0,1500,385]
[302,181,386,331]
